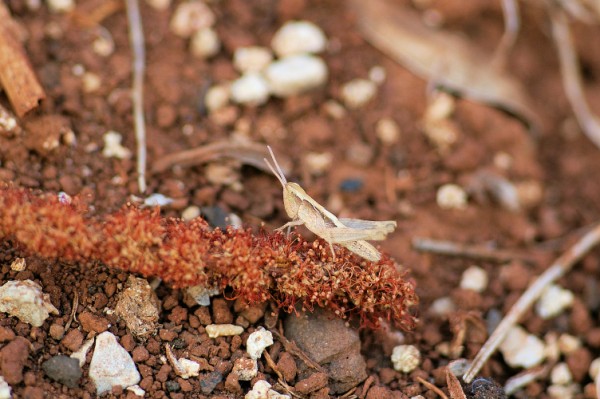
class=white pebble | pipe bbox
[165,344,200,379]
[190,27,221,58]
[170,1,215,38]
[589,357,600,380]
[126,385,146,397]
[230,73,271,105]
[246,327,273,360]
[376,118,401,144]
[341,79,377,109]
[46,0,74,13]
[391,345,421,373]
[322,100,346,119]
[145,0,170,11]
[0,280,59,327]
[182,205,201,221]
[92,30,115,57]
[369,66,387,85]
[186,285,220,306]
[547,384,578,399]
[233,46,273,73]
[245,380,290,399]
[143,193,174,207]
[557,333,581,355]
[206,324,244,338]
[265,55,328,97]
[0,376,11,399]
[233,357,258,381]
[436,184,467,209]
[499,326,546,368]
[271,21,327,57]
[89,332,141,395]
[429,297,455,316]
[304,152,333,176]
[205,84,230,113]
[10,258,26,272]
[460,266,488,293]
[535,284,574,320]
[102,131,132,159]
[550,362,572,385]
[82,72,101,93]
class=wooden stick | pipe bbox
[463,222,600,383]
[0,3,45,117]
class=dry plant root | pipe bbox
[0,186,418,330]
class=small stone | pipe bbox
[186,285,220,306]
[205,84,230,113]
[499,325,546,368]
[376,118,401,144]
[0,280,59,327]
[233,46,273,73]
[78,311,109,333]
[82,72,101,93]
[205,324,244,338]
[61,329,84,352]
[391,345,420,373]
[346,141,374,166]
[551,362,572,385]
[589,357,600,380]
[114,276,161,339]
[145,0,170,11]
[232,357,258,381]
[246,327,273,360]
[190,27,221,59]
[0,376,10,399]
[42,355,82,388]
[46,0,74,13]
[230,73,270,105]
[271,21,327,57]
[170,1,215,38]
[200,370,223,394]
[102,131,131,159]
[536,284,574,320]
[460,266,488,293]
[10,258,26,272]
[245,380,290,399]
[547,384,578,399]
[436,184,467,210]
[295,372,328,394]
[429,297,456,316]
[277,352,297,382]
[165,344,200,379]
[181,205,201,221]
[49,324,65,340]
[126,384,146,397]
[304,152,332,176]
[212,298,234,324]
[369,66,387,85]
[340,79,377,109]
[265,55,327,97]
[558,333,581,355]
[143,193,174,207]
[0,337,30,385]
[89,332,141,395]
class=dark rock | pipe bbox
[42,355,82,388]
[0,337,31,384]
[200,371,223,394]
[165,380,181,392]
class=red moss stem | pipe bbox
[0,187,418,329]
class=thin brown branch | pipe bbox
[463,222,600,383]
[0,3,45,117]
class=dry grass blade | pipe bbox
[548,4,600,149]
[503,365,548,396]
[417,376,449,399]
[446,368,467,399]
[491,0,520,70]
[350,0,542,132]
[125,0,147,193]
[152,140,282,174]
[463,222,600,383]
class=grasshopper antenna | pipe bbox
[264,145,288,187]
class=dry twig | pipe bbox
[417,376,449,399]
[412,237,536,263]
[0,3,45,117]
[463,222,600,382]
[125,0,147,193]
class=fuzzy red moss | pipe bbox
[0,186,418,329]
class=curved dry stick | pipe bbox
[549,5,600,149]
[463,222,600,383]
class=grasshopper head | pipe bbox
[283,182,305,218]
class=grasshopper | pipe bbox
[264,146,397,262]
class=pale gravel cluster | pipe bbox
[499,325,546,369]
[391,345,421,373]
[89,332,141,395]
[436,183,468,209]
[535,284,574,319]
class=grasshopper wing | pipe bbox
[342,240,382,262]
[338,218,397,234]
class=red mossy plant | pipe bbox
[0,186,418,329]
